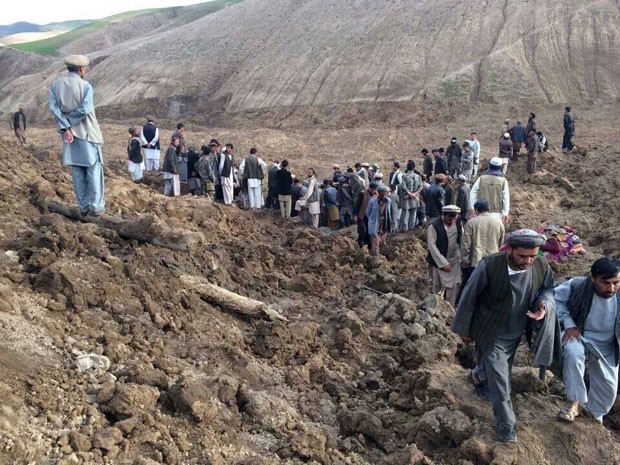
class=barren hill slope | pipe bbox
[3,0,620,121]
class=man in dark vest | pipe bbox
[452,230,556,443]
[141,116,160,172]
[555,257,620,423]
[427,205,463,307]
[239,147,267,209]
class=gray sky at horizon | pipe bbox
[1,0,210,26]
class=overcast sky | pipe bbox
[2,0,209,25]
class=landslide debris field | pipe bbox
[1,105,620,465]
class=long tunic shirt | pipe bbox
[49,72,103,167]
[452,259,556,338]
[556,280,617,357]
[427,223,462,288]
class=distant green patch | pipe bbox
[11,0,244,56]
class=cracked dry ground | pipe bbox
[1,127,620,465]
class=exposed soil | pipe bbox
[0,103,619,465]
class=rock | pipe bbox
[339,410,387,446]
[76,353,110,372]
[168,376,240,417]
[288,321,320,343]
[418,293,453,318]
[555,176,575,192]
[92,427,123,451]
[96,382,116,404]
[104,383,159,420]
[399,335,457,369]
[511,367,548,394]
[237,384,299,432]
[379,293,419,323]
[528,170,556,186]
[367,268,398,293]
[69,431,91,452]
[115,416,140,435]
[289,426,327,461]
[415,407,473,449]
[459,437,493,464]
[58,455,80,465]
[380,444,434,465]
[335,327,354,351]
[129,366,169,390]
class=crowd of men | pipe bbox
[46,54,617,446]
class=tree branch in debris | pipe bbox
[46,200,203,252]
[180,274,287,321]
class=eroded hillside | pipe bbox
[3,0,620,121]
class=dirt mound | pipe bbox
[0,102,619,465]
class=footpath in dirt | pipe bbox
[0,118,619,465]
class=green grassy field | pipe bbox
[11,0,244,56]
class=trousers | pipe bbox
[278,195,292,218]
[399,207,417,232]
[526,151,536,174]
[71,161,105,214]
[248,184,263,209]
[562,337,619,421]
[482,335,521,439]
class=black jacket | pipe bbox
[276,168,293,195]
[425,183,445,218]
[127,137,143,164]
[163,145,179,174]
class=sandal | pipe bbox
[557,407,579,422]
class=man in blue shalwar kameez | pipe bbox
[49,54,105,216]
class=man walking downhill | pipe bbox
[452,230,556,443]
[556,257,620,424]
[49,55,105,216]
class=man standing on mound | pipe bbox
[49,54,105,216]
[556,257,620,424]
[452,230,556,442]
